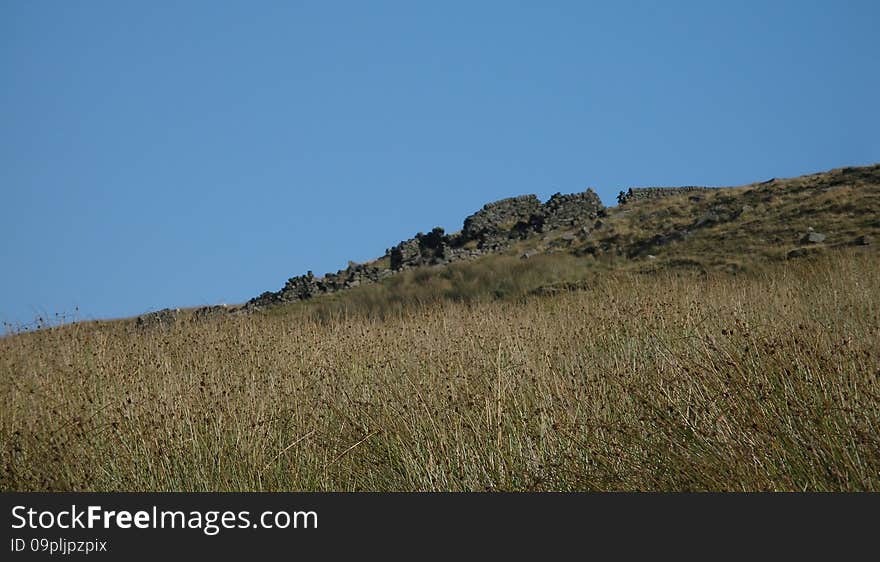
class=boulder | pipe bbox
[801,231,826,244]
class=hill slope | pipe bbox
[2,250,878,491]
[125,163,880,327]
[1,163,879,492]
[254,164,879,307]
[221,163,878,321]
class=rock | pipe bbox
[136,308,180,329]
[193,304,230,320]
[462,195,542,240]
[245,187,607,311]
[786,248,809,259]
[801,231,826,244]
[389,238,421,270]
[542,189,603,230]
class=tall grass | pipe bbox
[268,253,602,322]
[1,250,878,491]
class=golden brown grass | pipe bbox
[1,249,878,491]
[574,164,880,267]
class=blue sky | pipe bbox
[2,1,878,325]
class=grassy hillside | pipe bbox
[2,248,878,491]
[257,163,880,319]
[2,164,878,491]
[592,164,880,266]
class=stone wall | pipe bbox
[462,195,542,239]
[246,188,605,309]
[542,190,604,229]
[388,227,454,271]
[247,261,396,309]
[617,186,714,205]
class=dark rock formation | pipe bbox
[128,163,880,326]
[388,227,455,271]
[192,305,231,320]
[389,238,421,270]
[462,195,542,240]
[542,190,604,230]
[245,187,605,309]
[135,308,180,329]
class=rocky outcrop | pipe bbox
[543,190,604,230]
[462,195,542,240]
[128,163,880,325]
[389,238,422,270]
[248,261,396,309]
[246,188,605,309]
[135,308,180,329]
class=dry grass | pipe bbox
[272,252,602,321]
[572,164,880,267]
[2,248,878,491]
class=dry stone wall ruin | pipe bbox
[246,188,605,309]
[462,195,543,240]
[617,186,714,205]
[133,163,880,326]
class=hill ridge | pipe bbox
[136,163,879,327]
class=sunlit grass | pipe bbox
[2,249,878,491]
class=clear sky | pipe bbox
[2,1,878,325]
